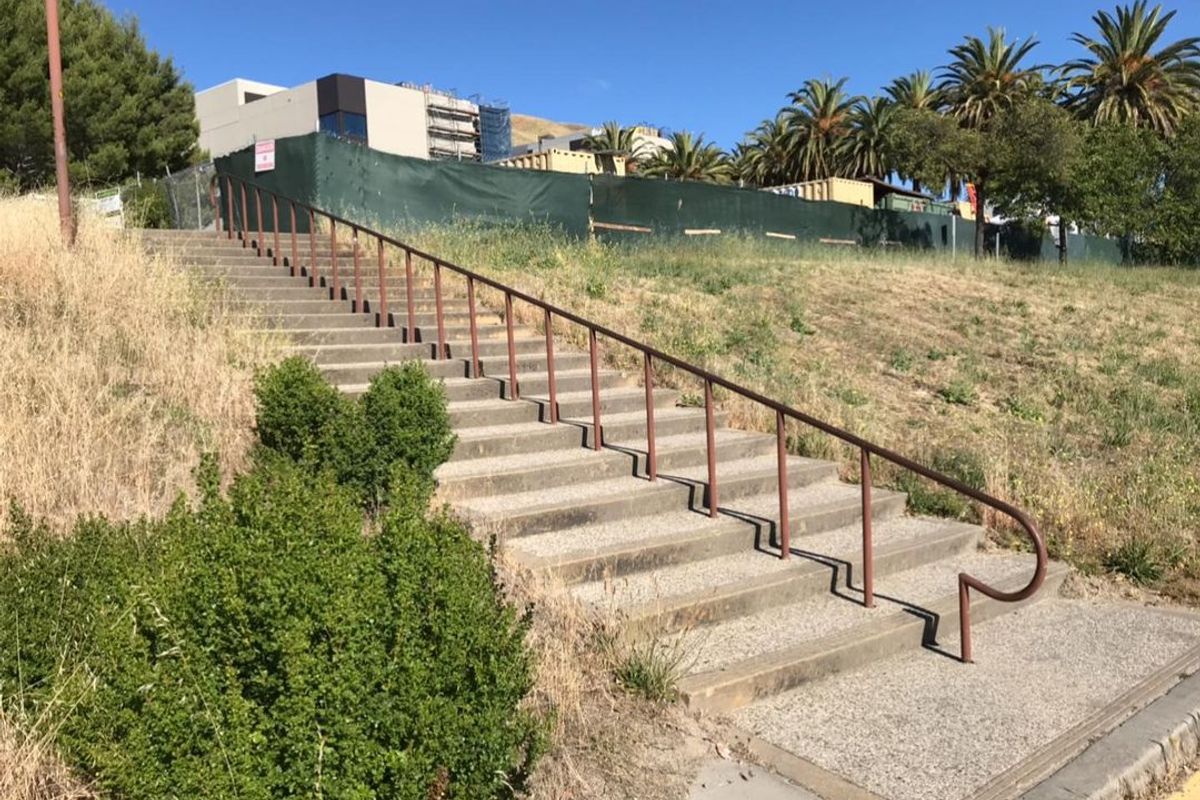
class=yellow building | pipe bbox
[764,177,874,207]
[495,148,627,176]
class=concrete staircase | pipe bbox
[147,227,1065,702]
[142,227,1140,797]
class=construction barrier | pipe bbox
[216,133,1122,264]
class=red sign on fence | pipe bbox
[255,139,276,173]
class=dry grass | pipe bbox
[496,552,723,800]
[0,196,277,797]
[405,223,1200,600]
[0,196,277,531]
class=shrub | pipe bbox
[0,457,541,799]
[1105,536,1164,585]
[254,356,348,462]
[361,362,456,479]
[253,359,454,510]
[121,181,172,229]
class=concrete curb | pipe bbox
[1017,638,1200,800]
[741,732,886,800]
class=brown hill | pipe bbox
[510,113,590,146]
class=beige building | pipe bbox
[195,74,509,162]
[495,148,627,176]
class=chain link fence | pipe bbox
[160,161,217,229]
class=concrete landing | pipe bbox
[729,599,1200,800]
[689,759,818,799]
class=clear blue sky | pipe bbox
[103,0,1198,149]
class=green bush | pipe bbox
[0,457,540,799]
[253,359,454,510]
[121,181,172,229]
[253,356,348,462]
[361,361,456,478]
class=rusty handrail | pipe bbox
[207,172,1047,663]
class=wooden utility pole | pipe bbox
[45,0,74,246]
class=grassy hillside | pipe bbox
[0,199,277,797]
[406,224,1200,600]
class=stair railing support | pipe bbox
[505,292,519,399]
[375,235,389,327]
[352,226,363,313]
[589,328,602,450]
[289,201,298,277]
[467,276,481,378]
[224,177,234,240]
[705,379,718,517]
[329,219,340,302]
[433,260,447,359]
[271,194,280,266]
[239,182,249,247]
[777,410,790,559]
[307,208,318,287]
[861,448,875,608]
[403,250,417,345]
[644,352,657,480]
[254,188,263,256]
[544,308,558,423]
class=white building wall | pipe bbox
[362,81,428,159]
[196,79,317,158]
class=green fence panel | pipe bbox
[215,135,319,234]
[311,135,591,235]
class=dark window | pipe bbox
[319,111,368,144]
[243,91,266,104]
[341,112,367,141]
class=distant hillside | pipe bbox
[510,113,590,146]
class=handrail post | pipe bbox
[705,379,718,517]
[254,188,263,256]
[289,201,298,277]
[307,208,318,287]
[271,194,280,265]
[239,182,248,247]
[404,249,416,343]
[544,308,558,424]
[352,227,364,313]
[644,352,657,480]
[777,410,790,559]
[959,578,973,664]
[329,219,340,302]
[433,260,446,359]
[224,177,234,240]
[589,328,602,450]
[467,276,481,378]
[375,235,389,327]
[861,448,875,608]
[505,292,519,399]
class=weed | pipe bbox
[613,636,690,703]
[938,380,977,406]
[889,348,914,372]
[1001,395,1044,422]
[1105,537,1164,585]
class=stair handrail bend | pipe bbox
[207,172,1048,663]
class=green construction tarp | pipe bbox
[214,133,1123,264]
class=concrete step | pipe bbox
[509,478,908,586]
[674,553,1069,714]
[578,518,980,636]
[436,425,763,499]
[318,353,600,386]
[444,386,680,432]
[287,335,544,363]
[231,286,450,303]
[457,452,835,539]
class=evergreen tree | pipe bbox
[0,0,198,190]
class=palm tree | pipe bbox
[886,70,943,112]
[580,121,652,169]
[939,28,1042,129]
[783,77,860,181]
[641,131,734,184]
[735,112,792,187]
[940,28,1042,256]
[840,96,897,179]
[1061,1,1200,135]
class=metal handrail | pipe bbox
[207,172,1047,663]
